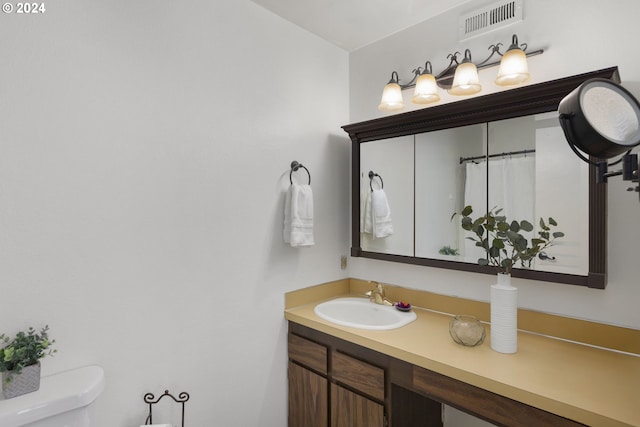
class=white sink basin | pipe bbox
[314,297,417,330]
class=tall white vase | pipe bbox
[490,273,518,354]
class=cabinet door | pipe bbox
[331,383,384,427]
[288,362,328,427]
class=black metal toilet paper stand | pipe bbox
[143,389,190,427]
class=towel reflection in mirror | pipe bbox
[362,187,394,239]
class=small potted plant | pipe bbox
[438,245,460,256]
[0,325,56,398]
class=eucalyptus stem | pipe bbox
[455,205,564,275]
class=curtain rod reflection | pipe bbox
[460,149,536,164]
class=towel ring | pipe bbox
[368,171,383,191]
[290,161,311,185]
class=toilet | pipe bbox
[0,365,104,427]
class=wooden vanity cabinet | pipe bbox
[288,321,588,427]
[288,326,388,427]
[288,322,441,427]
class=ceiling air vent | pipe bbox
[459,0,523,40]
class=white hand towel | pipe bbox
[284,185,293,243]
[361,189,373,234]
[284,184,314,247]
[371,188,393,238]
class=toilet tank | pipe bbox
[0,365,105,427]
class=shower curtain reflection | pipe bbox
[463,156,536,263]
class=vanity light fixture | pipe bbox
[559,78,640,198]
[378,71,405,111]
[495,34,530,86]
[449,49,482,95]
[378,34,542,111]
[411,61,440,104]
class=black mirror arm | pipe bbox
[558,113,598,166]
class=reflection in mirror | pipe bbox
[481,114,589,275]
[415,124,487,262]
[361,115,592,276]
[486,114,588,275]
[530,114,589,275]
[411,114,590,275]
[485,116,537,270]
[344,67,617,288]
[360,135,414,256]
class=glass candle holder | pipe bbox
[449,315,486,347]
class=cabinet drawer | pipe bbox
[413,366,585,427]
[332,351,384,401]
[289,333,328,375]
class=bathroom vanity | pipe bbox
[317,67,640,426]
[285,280,640,427]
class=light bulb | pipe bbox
[378,72,405,111]
[495,37,530,86]
[412,73,440,104]
[449,54,481,96]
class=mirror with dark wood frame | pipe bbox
[343,67,619,289]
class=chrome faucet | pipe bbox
[365,282,394,306]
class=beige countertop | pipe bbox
[285,281,640,427]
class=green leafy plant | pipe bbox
[0,326,56,383]
[438,245,460,256]
[455,205,564,274]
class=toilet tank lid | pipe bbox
[0,365,105,427]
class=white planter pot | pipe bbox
[2,361,41,399]
[490,273,518,354]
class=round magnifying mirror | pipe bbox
[559,78,640,160]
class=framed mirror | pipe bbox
[343,67,619,289]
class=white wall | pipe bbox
[349,0,640,329]
[0,1,349,425]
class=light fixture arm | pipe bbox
[595,152,638,184]
[386,69,423,90]
[475,43,503,68]
[420,61,433,76]
[434,52,461,84]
